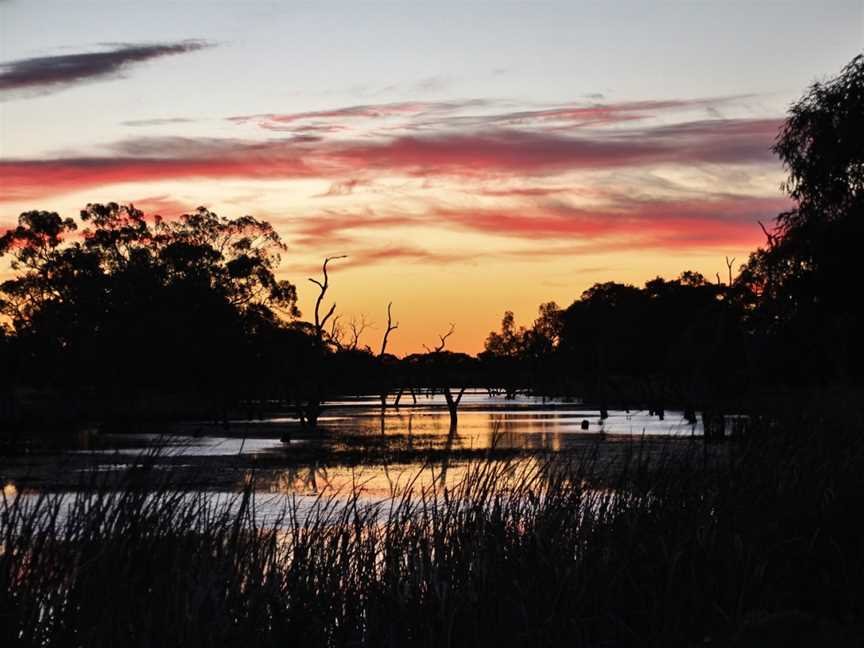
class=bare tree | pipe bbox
[379,302,398,356]
[423,323,455,353]
[308,255,346,343]
[291,255,346,433]
[725,256,736,286]
[347,314,372,351]
[378,302,408,410]
[424,323,465,428]
[327,315,345,350]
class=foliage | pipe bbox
[0,203,299,398]
[736,54,864,383]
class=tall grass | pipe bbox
[2,415,863,647]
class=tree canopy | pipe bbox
[737,54,864,382]
[0,203,299,397]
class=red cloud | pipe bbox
[281,193,789,259]
[0,118,782,203]
[290,210,418,247]
[129,194,194,219]
[288,245,462,273]
[433,194,790,242]
[0,139,315,203]
[325,119,781,176]
[327,131,665,175]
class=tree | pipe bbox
[737,54,864,383]
[0,203,300,412]
[773,54,864,232]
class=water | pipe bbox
[2,392,704,500]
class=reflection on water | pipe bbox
[5,458,579,527]
[259,460,487,498]
[289,393,703,452]
[89,393,700,457]
[3,393,704,499]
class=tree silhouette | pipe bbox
[0,203,300,420]
[738,54,864,384]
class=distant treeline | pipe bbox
[1,55,862,427]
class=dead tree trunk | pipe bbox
[442,386,466,428]
[725,256,736,287]
[378,302,399,411]
[298,255,346,432]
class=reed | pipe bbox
[2,416,862,647]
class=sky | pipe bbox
[1,1,862,354]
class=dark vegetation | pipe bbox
[0,54,863,646]
[2,409,863,647]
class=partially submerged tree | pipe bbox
[288,255,346,431]
[422,324,466,428]
[377,302,407,409]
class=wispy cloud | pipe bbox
[228,100,488,132]
[231,96,751,135]
[121,117,197,127]
[313,179,369,198]
[324,119,780,176]
[0,41,211,98]
[0,115,781,203]
[430,194,789,241]
[0,137,315,202]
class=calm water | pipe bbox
[3,392,704,504]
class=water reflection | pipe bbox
[3,394,704,498]
[258,457,540,500]
[308,393,702,451]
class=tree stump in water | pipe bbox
[703,410,726,441]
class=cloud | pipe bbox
[345,245,463,268]
[228,100,488,131]
[121,117,197,127]
[289,209,419,247]
[0,40,210,97]
[280,192,789,261]
[455,98,735,129]
[230,96,749,136]
[129,194,195,219]
[325,118,780,177]
[444,194,787,238]
[0,116,781,203]
[475,186,571,198]
[287,244,462,273]
[0,137,316,202]
[313,178,369,198]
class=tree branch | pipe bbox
[379,302,399,356]
[309,255,346,341]
[424,323,455,353]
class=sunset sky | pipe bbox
[1,1,862,354]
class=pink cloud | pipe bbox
[0,138,316,203]
[281,193,790,259]
[0,115,782,203]
[433,194,790,241]
[324,119,781,177]
[129,194,194,219]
